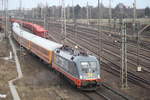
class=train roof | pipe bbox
[11,19,48,32]
[24,21,48,32]
[56,50,97,62]
[55,46,97,62]
[32,24,48,32]
[13,23,63,51]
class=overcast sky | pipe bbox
[7,0,150,10]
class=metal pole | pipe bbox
[109,0,112,23]
[44,2,47,31]
[72,0,75,23]
[4,0,8,38]
[44,12,46,38]
[100,0,103,59]
[61,0,64,39]
[18,0,24,61]
[41,7,43,19]
[121,22,128,88]
[89,7,92,23]
[133,0,136,37]
[64,1,67,44]
[72,0,77,48]
[98,0,101,61]
[52,6,55,20]
[87,2,89,26]
[19,0,22,13]
[61,0,66,44]
[67,5,70,20]
[137,24,142,72]
[133,0,136,23]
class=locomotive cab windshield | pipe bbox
[74,56,101,80]
[80,61,97,73]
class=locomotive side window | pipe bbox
[55,55,69,71]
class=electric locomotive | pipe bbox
[52,46,102,90]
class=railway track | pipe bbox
[75,24,150,62]
[75,30,150,73]
[48,24,150,73]
[81,91,109,100]
[101,56,150,89]
[49,22,150,55]
[80,83,131,100]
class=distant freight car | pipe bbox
[23,22,48,38]
[12,22,102,90]
[10,19,48,38]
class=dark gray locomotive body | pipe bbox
[52,46,102,90]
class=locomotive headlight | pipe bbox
[80,75,83,79]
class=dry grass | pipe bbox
[0,40,17,100]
